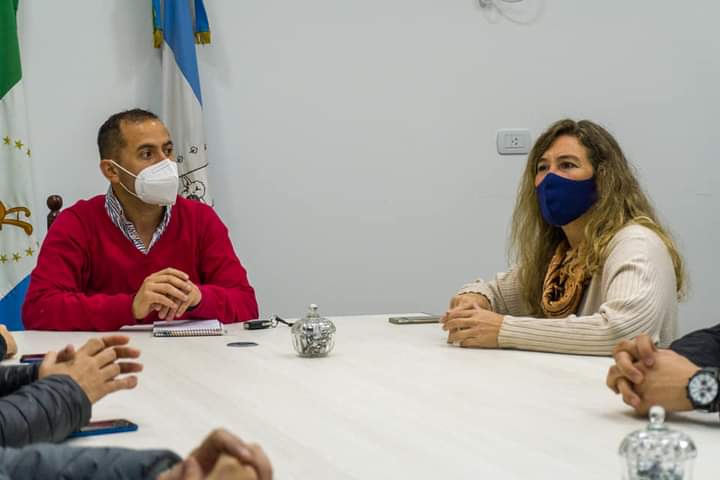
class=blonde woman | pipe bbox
[442,119,684,355]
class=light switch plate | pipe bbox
[497,129,531,155]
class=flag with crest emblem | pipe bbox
[0,0,39,330]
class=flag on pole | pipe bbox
[0,0,39,330]
[152,0,212,205]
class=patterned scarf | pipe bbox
[541,242,589,318]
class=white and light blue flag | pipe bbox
[153,0,212,204]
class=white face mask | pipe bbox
[111,159,179,206]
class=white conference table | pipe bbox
[12,314,720,479]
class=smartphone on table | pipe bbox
[19,353,45,364]
[388,314,442,325]
[69,419,139,438]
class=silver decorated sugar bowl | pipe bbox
[619,406,697,480]
[291,304,336,357]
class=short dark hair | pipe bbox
[97,108,160,159]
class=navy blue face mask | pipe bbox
[535,173,597,226]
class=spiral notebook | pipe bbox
[152,319,225,337]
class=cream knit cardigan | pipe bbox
[457,225,678,355]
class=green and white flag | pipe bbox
[0,0,38,328]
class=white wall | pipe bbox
[18,1,720,335]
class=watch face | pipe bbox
[688,372,719,406]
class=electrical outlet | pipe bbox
[496,129,531,155]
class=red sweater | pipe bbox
[23,195,258,331]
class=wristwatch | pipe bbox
[687,367,720,412]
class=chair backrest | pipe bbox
[47,194,63,229]
[0,195,64,331]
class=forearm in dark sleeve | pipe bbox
[0,365,38,396]
[0,375,91,448]
[0,443,181,479]
[670,324,720,368]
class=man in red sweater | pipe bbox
[23,109,258,330]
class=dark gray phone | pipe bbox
[388,315,441,325]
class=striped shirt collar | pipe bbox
[104,187,172,254]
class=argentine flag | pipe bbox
[153,0,212,205]
[0,0,38,331]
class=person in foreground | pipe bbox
[22,108,258,331]
[0,333,142,447]
[0,428,272,480]
[606,327,720,417]
[442,119,684,355]
[0,331,273,478]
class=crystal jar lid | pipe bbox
[304,304,321,321]
[619,406,697,475]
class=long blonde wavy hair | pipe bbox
[510,119,685,315]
